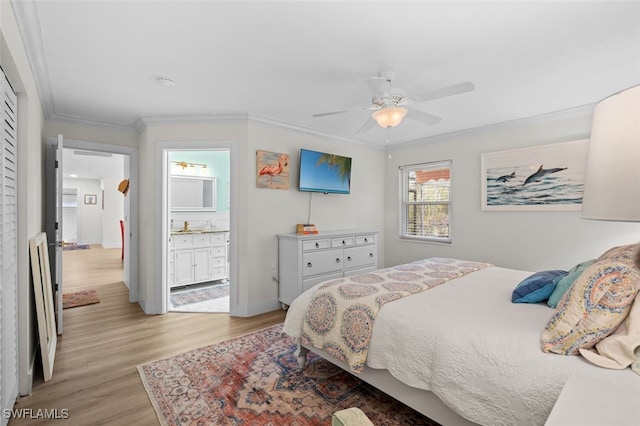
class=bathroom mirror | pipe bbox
[170,176,216,211]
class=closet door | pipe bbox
[0,68,18,420]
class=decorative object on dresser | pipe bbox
[168,230,229,288]
[296,223,318,234]
[277,230,378,308]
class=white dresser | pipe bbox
[277,230,378,307]
[169,230,229,288]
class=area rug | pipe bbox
[137,324,437,426]
[62,244,90,251]
[62,289,100,309]
[170,283,229,308]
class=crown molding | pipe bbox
[391,102,596,150]
[11,0,54,117]
[248,114,385,150]
[134,113,251,133]
[48,113,137,134]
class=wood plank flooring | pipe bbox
[11,245,285,425]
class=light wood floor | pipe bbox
[11,245,285,425]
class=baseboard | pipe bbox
[19,349,35,397]
[232,298,281,317]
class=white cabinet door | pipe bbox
[193,247,211,282]
[174,249,195,286]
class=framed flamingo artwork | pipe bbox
[256,150,290,190]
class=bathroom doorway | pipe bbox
[166,149,231,313]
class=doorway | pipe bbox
[166,149,231,313]
[58,138,138,307]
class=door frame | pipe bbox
[158,141,237,315]
[57,138,139,303]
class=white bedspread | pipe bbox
[283,266,640,426]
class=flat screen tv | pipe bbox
[298,148,352,194]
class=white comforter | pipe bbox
[283,266,640,426]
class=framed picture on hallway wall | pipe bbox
[84,194,97,205]
[481,139,589,211]
[256,150,290,190]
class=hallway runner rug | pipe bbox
[170,283,229,308]
[62,244,91,251]
[62,289,100,309]
[137,324,437,426]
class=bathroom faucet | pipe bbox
[183,221,189,232]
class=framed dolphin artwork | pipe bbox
[481,139,589,211]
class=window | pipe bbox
[399,160,452,243]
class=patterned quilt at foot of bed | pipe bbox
[301,257,492,372]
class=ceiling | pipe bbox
[15,1,640,147]
[62,148,124,181]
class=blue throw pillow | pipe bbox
[512,270,568,303]
[547,259,596,308]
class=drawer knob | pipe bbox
[307,262,313,268]
[364,238,368,243]
[347,256,352,261]
[315,242,320,248]
[342,240,346,245]
[336,258,341,263]
[369,253,374,258]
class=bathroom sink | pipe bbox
[171,228,229,235]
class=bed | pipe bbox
[282,249,640,426]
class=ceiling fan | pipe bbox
[312,71,475,134]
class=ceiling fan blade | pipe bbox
[312,106,366,117]
[354,116,376,134]
[405,109,442,126]
[313,103,381,118]
[412,81,475,104]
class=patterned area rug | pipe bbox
[137,324,437,426]
[62,289,100,309]
[170,283,229,309]
[62,244,90,251]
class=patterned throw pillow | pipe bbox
[597,243,639,266]
[541,259,640,355]
[512,270,567,303]
[547,259,596,308]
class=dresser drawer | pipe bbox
[302,272,343,292]
[355,234,376,245]
[211,233,227,244]
[302,249,343,277]
[211,256,226,268]
[302,239,331,251]
[331,236,355,248]
[211,246,225,257]
[192,233,212,246]
[344,245,376,270]
[173,235,194,247]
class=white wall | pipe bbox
[62,178,102,245]
[384,108,640,272]
[245,122,386,315]
[138,119,385,316]
[102,177,124,249]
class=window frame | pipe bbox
[399,160,452,244]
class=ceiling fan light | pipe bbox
[372,107,407,128]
